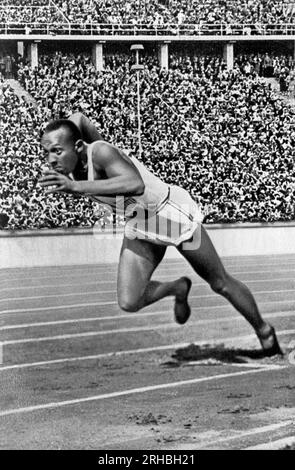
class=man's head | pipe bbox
[41,120,83,175]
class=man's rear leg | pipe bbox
[178,225,283,355]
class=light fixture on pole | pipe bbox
[130,44,144,157]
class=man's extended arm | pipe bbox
[69,113,103,143]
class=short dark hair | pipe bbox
[43,119,82,143]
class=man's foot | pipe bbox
[174,277,192,325]
[257,324,284,357]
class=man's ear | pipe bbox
[75,139,84,153]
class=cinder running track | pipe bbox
[0,254,295,450]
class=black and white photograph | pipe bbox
[0,0,295,454]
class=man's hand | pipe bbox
[39,170,76,194]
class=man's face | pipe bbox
[41,128,79,175]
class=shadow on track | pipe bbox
[160,343,285,368]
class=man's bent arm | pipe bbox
[69,113,103,143]
[72,142,145,197]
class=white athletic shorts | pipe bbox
[124,185,204,248]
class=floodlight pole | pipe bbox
[130,44,144,157]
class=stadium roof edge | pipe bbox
[1,34,295,42]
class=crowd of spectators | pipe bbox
[0,0,294,31]
[51,0,295,26]
[52,0,171,25]
[234,52,295,93]
[0,1,65,25]
[165,0,292,25]
[1,49,295,230]
[234,52,293,76]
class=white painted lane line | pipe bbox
[1,324,194,345]
[0,270,180,283]
[1,301,118,314]
[2,277,295,302]
[1,343,191,371]
[0,281,111,293]
[1,310,169,329]
[0,261,184,277]
[190,421,294,450]
[3,261,295,283]
[2,322,295,347]
[209,363,283,370]
[0,366,286,417]
[2,269,295,293]
[245,436,295,450]
[3,257,292,277]
[2,298,295,319]
[0,330,292,372]
[1,290,117,302]
[2,289,295,315]
[1,309,294,331]
[110,415,295,450]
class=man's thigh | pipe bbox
[117,237,166,304]
[177,225,226,285]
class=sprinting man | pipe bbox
[39,112,283,357]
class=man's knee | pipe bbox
[118,294,141,312]
[210,275,230,297]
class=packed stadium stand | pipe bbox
[1,45,295,230]
[1,1,295,230]
[1,0,295,35]
[0,0,65,24]
[52,0,294,25]
[1,0,295,25]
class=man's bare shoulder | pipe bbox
[91,140,116,153]
[90,141,122,166]
[90,141,134,172]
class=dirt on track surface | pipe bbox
[0,254,295,450]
